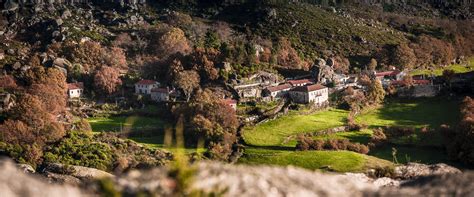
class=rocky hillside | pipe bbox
[0,157,466,197]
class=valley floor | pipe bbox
[240,96,461,172]
[87,97,462,172]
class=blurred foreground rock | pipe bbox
[0,159,85,197]
[394,162,462,179]
[0,158,469,197]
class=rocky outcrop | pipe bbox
[394,162,462,179]
[0,158,468,197]
[193,162,378,196]
[41,163,114,185]
[0,159,85,197]
[376,173,474,196]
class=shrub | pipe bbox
[347,143,370,154]
[295,134,311,151]
[384,126,415,138]
[324,139,340,150]
[369,128,388,147]
[296,136,370,154]
[43,132,171,172]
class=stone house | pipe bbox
[263,83,292,100]
[392,79,440,98]
[289,84,329,105]
[288,79,313,87]
[135,80,159,95]
[333,74,351,85]
[151,87,172,102]
[234,83,263,99]
[67,82,84,98]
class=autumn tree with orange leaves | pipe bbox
[94,66,122,95]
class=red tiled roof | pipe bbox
[136,80,157,85]
[288,79,313,86]
[67,82,83,90]
[223,98,237,105]
[151,88,169,93]
[291,84,327,92]
[376,70,400,77]
[266,83,292,92]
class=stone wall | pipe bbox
[397,85,440,98]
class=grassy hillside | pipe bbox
[239,148,393,172]
[243,109,348,147]
[241,97,461,170]
[356,98,460,130]
[218,2,406,60]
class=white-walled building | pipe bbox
[151,87,171,102]
[67,82,84,98]
[289,84,328,105]
[263,83,292,100]
[135,80,159,95]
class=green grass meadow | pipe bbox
[243,109,348,147]
[239,147,392,172]
[88,116,165,132]
[87,111,202,154]
[241,97,461,171]
[410,58,474,76]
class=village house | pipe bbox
[289,84,329,106]
[288,79,313,87]
[333,74,351,84]
[233,71,281,101]
[234,83,263,100]
[67,82,84,98]
[223,98,238,111]
[135,80,159,95]
[375,70,406,87]
[150,87,171,102]
[263,83,292,101]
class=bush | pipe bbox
[384,126,415,138]
[43,132,171,172]
[369,128,388,147]
[347,143,370,154]
[296,135,370,154]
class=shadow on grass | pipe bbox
[343,133,372,144]
[369,144,451,165]
[244,144,295,151]
[368,97,461,129]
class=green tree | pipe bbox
[366,79,386,105]
[204,31,221,49]
[368,58,377,71]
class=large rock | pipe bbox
[0,159,471,197]
[42,163,114,181]
[394,163,461,179]
[193,162,378,196]
[16,164,35,174]
[0,159,84,197]
[43,172,82,186]
[376,173,474,196]
[345,173,400,188]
